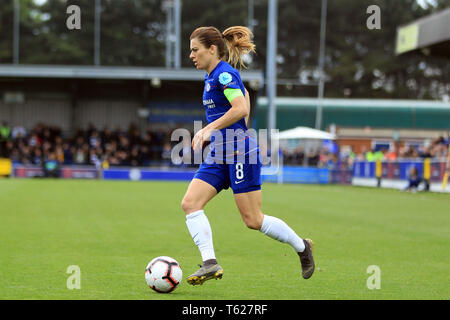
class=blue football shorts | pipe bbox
[193,155,262,194]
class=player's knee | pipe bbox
[242,213,263,230]
[181,197,201,215]
[181,197,191,214]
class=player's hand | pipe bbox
[192,129,203,151]
[192,126,213,152]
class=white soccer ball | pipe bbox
[145,256,182,293]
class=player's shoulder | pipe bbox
[218,60,238,72]
[216,61,241,85]
[217,61,240,76]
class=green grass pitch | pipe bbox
[0,178,448,300]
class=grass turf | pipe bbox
[0,178,448,300]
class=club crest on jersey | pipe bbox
[206,82,211,92]
[219,72,232,85]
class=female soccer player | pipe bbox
[182,26,315,285]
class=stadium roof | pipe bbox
[0,64,264,84]
[396,7,450,57]
[257,97,450,110]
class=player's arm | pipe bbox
[192,88,248,151]
[244,87,250,126]
[207,88,248,131]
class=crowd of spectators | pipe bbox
[281,136,449,169]
[282,139,347,169]
[0,121,179,168]
[0,121,448,170]
[354,136,449,162]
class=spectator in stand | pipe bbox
[281,148,291,164]
[431,136,448,159]
[42,127,53,145]
[63,143,74,164]
[43,152,60,178]
[335,145,353,169]
[10,148,20,163]
[20,145,32,164]
[419,145,432,159]
[139,145,151,166]
[129,146,141,167]
[86,123,97,140]
[74,147,87,164]
[356,146,367,161]
[307,149,319,167]
[110,154,121,166]
[89,130,101,149]
[129,128,142,148]
[89,148,102,168]
[328,153,339,169]
[12,125,26,140]
[161,142,172,166]
[55,145,65,164]
[384,146,397,161]
[150,128,165,161]
[28,132,41,148]
[365,148,384,162]
[101,127,114,146]
[74,136,85,150]
[294,147,305,165]
[4,141,14,159]
[139,132,152,166]
[318,147,328,168]
[365,148,375,161]
[32,147,43,165]
[0,121,11,157]
[118,135,130,153]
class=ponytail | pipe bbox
[222,26,256,69]
[190,26,256,69]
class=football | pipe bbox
[145,256,183,293]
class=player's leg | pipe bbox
[233,186,315,279]
[181,178,217,215]
[182,178,218,264]
[234,190,306,249]
[182,164,227,285]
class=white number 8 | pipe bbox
[236,163,244,180]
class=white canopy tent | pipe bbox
[273,126,337,167]
[273,126,336,140]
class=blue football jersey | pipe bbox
[202,60,258,164]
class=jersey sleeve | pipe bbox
[218,71,241,91]
[223,88,244,103]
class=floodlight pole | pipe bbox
[174,0,181,69]
[94,0,101,66]
[315,0,327,130]
[163,0,181,68]
[248,0,255,32]
[13,0,20,64]
[164,0,173,68]
[266,0,278,135]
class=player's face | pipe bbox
[190,38,215,70]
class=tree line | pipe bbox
[0,0,448,100]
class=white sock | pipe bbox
[259,215,305,253]
[185,210,216,262]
